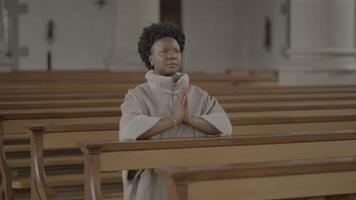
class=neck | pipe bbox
[154,71,176,77]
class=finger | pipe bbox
[183,96,188,107]
[181,94,186,104]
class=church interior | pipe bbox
[1,0,356,199]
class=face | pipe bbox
[149,37,182,76]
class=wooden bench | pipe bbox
[1,95,356,136]
[0,71,274,95]
[0,69,277,88]
[1,90,356,103]
[0,113,119,200]
[1,81,356,96]
[0,70,276,84]
[1,97,356,112]
[1,107,356,152]
[15,111,356,200]
[5,91,353,107]
[2,107,354,143]
[2,106,356,194]
[0,76,352,199]
[155,156,356,200]
[29,123,120,200]
[78,131,356,200]
[0,113,354,199]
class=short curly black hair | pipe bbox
[138,22,185,70]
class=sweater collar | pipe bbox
[145,70,190,94]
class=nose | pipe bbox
[167,51,177,59]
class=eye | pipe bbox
[174,49,181,54]
[160,50,169,54]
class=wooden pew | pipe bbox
[2,106,355,198]
[0,80,356,198]
[155,156,356,200]
[78,131,356,200]
[0,112,119,200]
[0,105,355,147]
[1,98,356,112]
[2,107,356,151]
[20,103,356,198]
[29,123,120,200]
[1,82,356,96]
[0,70,255,83]
[0,70,276,84]
[2,85,356,96]
[2,91,356,103]
[18,109,356,200]
[1,99,356,137]
[0,71,275,95]
[1,107,356,152]
[0,93,356,105]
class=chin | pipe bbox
[166,69,180,76]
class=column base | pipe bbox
[279,60,356,86]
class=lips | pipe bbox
[166,63,178,68]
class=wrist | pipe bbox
[187,115,197,127]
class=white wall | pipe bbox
[182,0,243,72]
[16,0,286,72]
[240,0,288,69]
[18,0,116,70]
[182,0,287,72]
[107,0,159,71]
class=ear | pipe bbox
[149,55,154,66]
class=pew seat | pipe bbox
[15,192,123,200]
[8,155,83,169]
[12,171,120,188]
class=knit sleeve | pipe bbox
[199,94,232,136]
[119,89,160,141]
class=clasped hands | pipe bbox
[172,90,196,127]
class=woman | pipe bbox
[119,22,232,200]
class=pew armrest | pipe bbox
[0,120,14,200]
[83,151,102,200]
[29,124,55,200]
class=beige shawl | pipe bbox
[119,70,232,200]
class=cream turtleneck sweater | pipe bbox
[119,70,232,200]
[120,70,231,140]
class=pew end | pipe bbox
[27,123,120,200]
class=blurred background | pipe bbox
[1,0,356,85]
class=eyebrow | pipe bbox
[159,47,180,51]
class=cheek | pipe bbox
[177,55,182,63]
[150,56,159,65]
[157,57,167,64]
[151,57,165,68]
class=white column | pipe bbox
[280,0,356,85]
[107,0,159,71]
